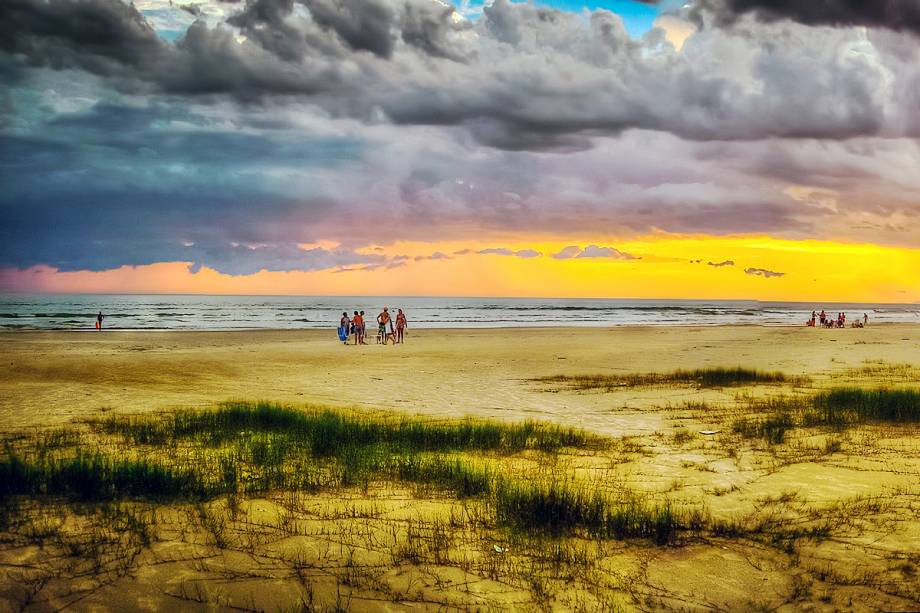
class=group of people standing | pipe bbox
[807,309,868,328]
[339,307,408,345]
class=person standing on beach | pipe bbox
[339,312,350,345]
[352,310,363,345]
[359,310,367,344]
[396,309,407,344]
[96,311,104,331]
[377,307,391,344]
[864,313,869,326]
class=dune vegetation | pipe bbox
[2,378,918,610]
[536,366,810,390]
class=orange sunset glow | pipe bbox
[4,236,918,302]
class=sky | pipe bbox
[1,0,919,301]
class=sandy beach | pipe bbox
[3,324,919,430]
[1,325,919,611]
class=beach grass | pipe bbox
[2,396,912,610]
[0,453,205,501]
[732,413,796,444]
[537,367,809,390]
[728,387,920,444]
[808,388,920,425]
[97,401,603,453]
[2,402,705,543]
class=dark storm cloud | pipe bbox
[305,0,396,58]
[0,100,369,274]
[697,0,920,34]
[180,4,203,17]
[0,0,163,76]
[4,0,918,149]
[0,0,350,98]
[400,0,472,61]
[4,0,920,278]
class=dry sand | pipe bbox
[3,325,919,430]
[1,325,919,611]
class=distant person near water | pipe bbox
[96,311,104,330]
[396,308,407,343]
[359,311,367,344]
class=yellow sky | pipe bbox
[3,235,919,302]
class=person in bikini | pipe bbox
[396,309,407,344]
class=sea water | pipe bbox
[1,294,918,330]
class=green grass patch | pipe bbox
[0,452,206,501]
[97,401,602,453]
[731,387,920,444]
[809,388,920,425]
[492,478,694,544]
[732,413,795,444]
[537,367,807,390]
[0,403,713,544]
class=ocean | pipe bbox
[1,294,918,330]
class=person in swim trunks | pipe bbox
[377,307,391,344]
[352,310,364,345]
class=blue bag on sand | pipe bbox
[337,326,348,342]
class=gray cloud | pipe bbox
[578,245,639,260]
[708,260,735,267]
[514,249,541,259]
[695,0,920,34]
[414,251,452,261]
[477,248,541,258]
[4,0,920,277]
[305,0,397,58]
[553,246,583,260]
[5,0,920,149]
[745,267,785,278]
[553,245,639,260]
